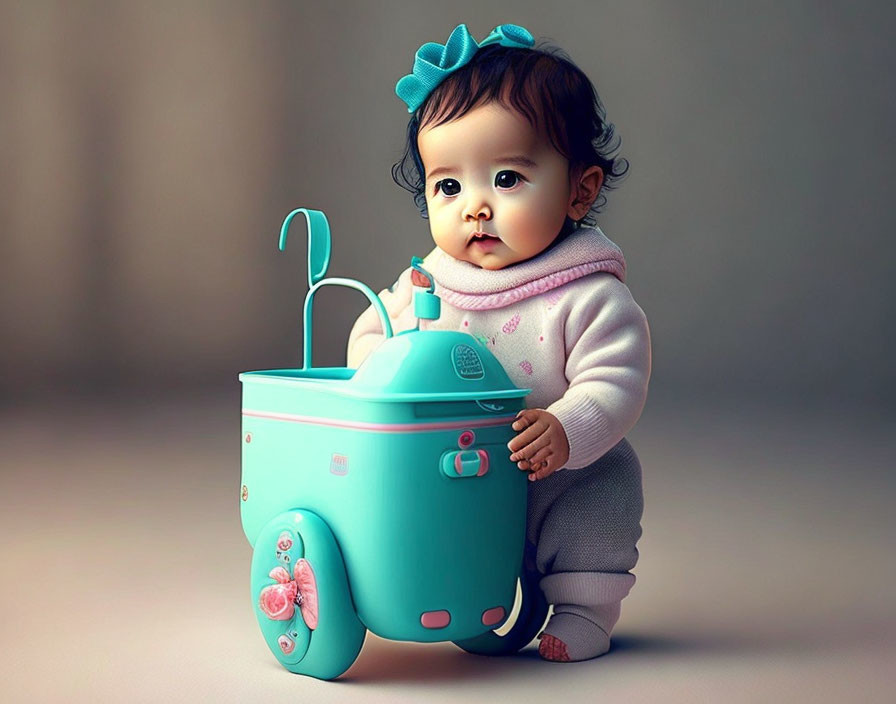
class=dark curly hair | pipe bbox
[392,42,629,228]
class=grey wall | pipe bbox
[2,1,894,412]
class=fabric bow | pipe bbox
[395,23,535,113]
[258,559,319,630]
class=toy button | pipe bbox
[440,449,489,478]
[458,430,475,448]
[420,610,451,629]
[482,606,506,627]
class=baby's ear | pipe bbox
[567,166,604,221]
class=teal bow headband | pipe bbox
[395,23,535,114]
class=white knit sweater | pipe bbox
[347,227,651,469]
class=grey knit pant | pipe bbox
[525,438,643,576]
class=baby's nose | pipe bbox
[464,204,492,222]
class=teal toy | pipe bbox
[240,208,548,679]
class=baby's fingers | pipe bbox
[509,432,550,463]
[526,445,553,467]
[510,409,541,433]
[508,420,546,455]
[527,460,555,482]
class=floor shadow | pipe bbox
[610,621,896,659]
[606,632,763,657]
[337,632,743,685]
[336,622,896,685]
[338,639,546,685]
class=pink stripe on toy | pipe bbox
[242,410,517,433]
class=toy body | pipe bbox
[240,209,539,679]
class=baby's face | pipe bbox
[418,101,574,270]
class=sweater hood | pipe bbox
[423,226,626,311]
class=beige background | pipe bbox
[1,1,894,701]
[2,1,893,407]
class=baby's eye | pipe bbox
[495,171,522,189]
[435,179,461,196]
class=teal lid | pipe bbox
[349,329,529,401]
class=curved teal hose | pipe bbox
[302,278,393,370]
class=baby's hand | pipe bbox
[507,409,570,482]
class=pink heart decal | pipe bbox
[502,313,521,334]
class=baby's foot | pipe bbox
[537,611,611,662]
[538,633,570,661]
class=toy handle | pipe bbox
[278,208,394,369]
[279,208,331,288]
[302,278,393,369]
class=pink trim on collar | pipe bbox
[436,260,625,310]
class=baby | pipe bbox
[348,24,650,662]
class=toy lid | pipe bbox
[348,329,529,402]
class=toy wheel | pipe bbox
[250,509,366,679]
[453,565,548,656]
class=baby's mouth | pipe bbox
[467,230,500,246]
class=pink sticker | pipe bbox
[259,582,298,621]
[519,360,533,375]
[330,453,349,475]
[278,634,295,654]
[269,566,291,583]
[277,532,293,551]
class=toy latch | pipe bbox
[411,256,441,321]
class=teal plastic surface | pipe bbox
[349,329,529,401]
[251,509,366,679]
[241,406,527,643]
[241,207,534,677]
[453,560,549,655]
[414,290,441,320]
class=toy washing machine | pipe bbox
[239,209,548,679]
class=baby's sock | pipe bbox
[537,571,635,662]
[539,603,617,661]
